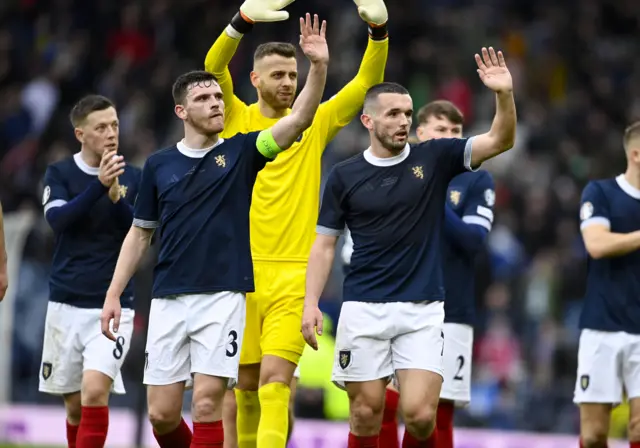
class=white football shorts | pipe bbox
[332,300,445,389]
[39,301,134,395]
[440,322,474,406]
[574,329,640,405]
[143,292,246,388]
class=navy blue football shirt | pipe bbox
[43,153,141,308]
[579,175,640,334]
[133,132,269,298]
[442,170,494,325]
[318,138,475,303]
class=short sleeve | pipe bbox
[133,159,159,229]
[42,165,70,215]
[580,182,610,230]
[430,137,476,181]
[461,172,495,232]
[316,168,346,236]
[239,131,269,174]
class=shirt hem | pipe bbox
[152,285,255,298]
[342,297,444,303]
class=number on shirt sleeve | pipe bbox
[316,168,346,236]
[42,166,70,216]
[133,159,160,229]
[580,182,610,230]
[461,172,495,232]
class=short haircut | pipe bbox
[172,71,218,105]
[417,100,464,126]
[363,82,410,113]
[69,95,115,127]
[623,121,640,151]
[254,42,296,62]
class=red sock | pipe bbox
[66,421,79,448]
[402,428,438,448]
[348,432,379,448]
[76,406,108,448]
[436,402,454,448]
[191,420,223,448]
[379,388,400,448]
[629,442,640,448]
[154,418,193,448]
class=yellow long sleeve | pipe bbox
[204,30,246,115]
[315,37,389,143]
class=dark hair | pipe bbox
[254,42,296,62]
[623,121,640,151]
[172,71,218,105]
[363,82,410,113]
[417,100,463,126]
[69,95,115,127]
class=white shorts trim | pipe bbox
[39,302,134,396]
[440,323,473,406]
[574,329,640,405]
[143,292,246,388]
[332,301,445,389]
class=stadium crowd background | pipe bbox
[0,0,638,441]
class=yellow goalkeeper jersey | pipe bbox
[205,31,388,262]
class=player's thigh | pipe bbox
[440,322,473,406]
[144,298,191,386]
[147,382,186,429]
[579,403,613,443]
[187,292,246,388]
[240,291,262,366]
[191,373,228,421]
[82,307,135,396]
[39,302,84,395]
[574,329,624,406]
[260,263,307,364]
[345,379,387,433]
[395,368,442,425]
[332,302,394,389]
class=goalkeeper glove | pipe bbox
[229,0,296,36]
[353,0,388,40]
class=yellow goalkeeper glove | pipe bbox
[228,0,296,37]
[353,0,388,26]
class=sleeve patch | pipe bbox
[580,202,594,221]
[42,186,51,205]
[484,188,495,206]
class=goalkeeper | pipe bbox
[205,0,389,447]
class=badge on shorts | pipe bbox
[42,362,52,380]
[339,350,352,370]
[580,374,590,391]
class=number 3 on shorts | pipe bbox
[226,330,238,357]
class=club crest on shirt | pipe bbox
[484,189,496,206]
[449,190,461,206]
[215,155,226,168]
[580,374,590,391]
[339,350,352,369]
[41,362,52,380]
[412,166,424,179]
[42,186,51,206]
[118,184,128,199]
[580,202,594,221]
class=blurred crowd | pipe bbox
[2,0,639,438]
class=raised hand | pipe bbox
[299,13,329,65]
[475,47,513,94]
[98,150,125,188]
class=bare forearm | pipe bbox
[489,91,516,150]
[108,226,153,296]
[586,230,640,259]
[305,242,335,306]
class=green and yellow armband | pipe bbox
[256,129,283,159]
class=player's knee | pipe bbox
[191,375,227,422]
[63,393,82,425]
[350,396,384,434]
[148,405,182,434]
[192,395,222,422]
[580,433,608,448]
[80,380,110,407]
[628,414,640,442]
[403,403,437,439]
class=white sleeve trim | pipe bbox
[476,205,494,222]
[316,225,343,236]
[225,24,243,40]
[463,137,479,172]
[580,217,610,231]
[43,199,67,215]
[462,215,492,231]
[133,218,160,229]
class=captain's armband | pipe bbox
[256,129,283,159]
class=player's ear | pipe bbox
[174,104,187,121]
[74,127,84,144]
[249,71,260,89]
[360,113,374,131]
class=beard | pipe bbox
[374,127,407,153]
[186,114,223,137]
[259,85,294,110]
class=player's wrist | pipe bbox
[228,10,254,37]
[367,22,388,41]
